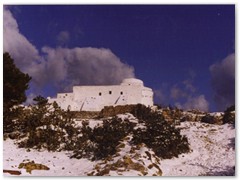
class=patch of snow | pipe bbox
[117,113,146,130]
[3,139,95,176]
[160,122,235,176]
[74,119,103,128]
[209,112,224,116]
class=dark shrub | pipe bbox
[201,114,215,124]
[132,108,190,159]
[130,104,160,122]
[12,101,190,161]
[3,106,26,134]
[223,105,235,125]
[3,52,31,133]
[71,117,134,160]
[17,97,79,151]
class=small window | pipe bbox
[109,91,112,95]
[120,91,123,95]
[99,92,102,96]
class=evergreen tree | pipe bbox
[3,52,31,131]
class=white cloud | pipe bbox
[154,89,166,104]
[3,7,135,99]
[156,72,209,112]
[41,47,135,92]
[57,31,70,46]
[25,92,37,105]
[170,85,187,100]
[176,95,209,112]
[183,79,196,93]
[3,7,40,73]
[209,53,235,111]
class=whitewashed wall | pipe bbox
[48,78,154,111]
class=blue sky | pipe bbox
[3,5,235,112]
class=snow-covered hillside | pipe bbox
[161,122,235,176]
[3,116,235,176]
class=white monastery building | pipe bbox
[48,78,154,111]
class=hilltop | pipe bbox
[3,104,235,176]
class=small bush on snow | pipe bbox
[72,105,190,160]
[201,114,216,124]
[131,105,190,159]
[71,117,134,160]
[16,96,79,151]
[8,101,190,160]
[223,105,235,125]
